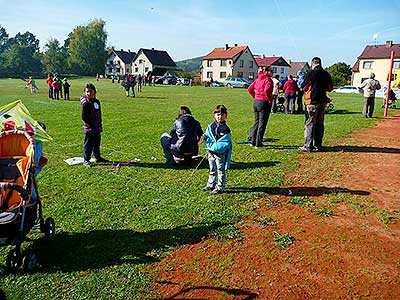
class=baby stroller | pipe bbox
[0,101,54,271]
[382,89,397,109]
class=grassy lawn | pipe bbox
[0,78,382,299]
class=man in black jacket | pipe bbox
[161,106,203,165]
[300,57,333,152]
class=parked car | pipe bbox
[156,76,177,85]
[331,85,362,94]
[223,77,251,88]
[210,81,224,87]
[176,78,190,86]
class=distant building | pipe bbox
[202,44,257,82]
[254,55,291,80]
[352,41,400,87]
[132,48,177,76]
[105,48,136,77]
[289,61,310,78]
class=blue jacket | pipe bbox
[204,124,232,170]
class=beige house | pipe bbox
[352,41,400,87]
[202,44,257,82]
[105,49,136,77]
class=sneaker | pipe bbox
[83,160,91,167]
[255,144,267,149]
[202,186,214,191]
[209,188,223,195]
[95,157,109,163]
[298,146,312,152]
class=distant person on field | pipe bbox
[52,76,60,100]
[63,78,70,100]
[296,70,305,113]
[137,74,143,93]
[247,66,274,148]
[359,72,381,118]
[122,74,136,97]
[300,56,333,152]
[201,104,232,195]
[160,106,203,165]
[271,74,280,113]
[283,75,298,114]
[46,74,53,99]
[80,83,108,167]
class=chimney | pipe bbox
[234,43,238,47]
[121,49,124,52]
[225,44,229,50]
[385,40,393,48]
[128,49,130,53]
[262,54,265,58]
[151,47,154,51]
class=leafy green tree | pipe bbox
[42,38,67,75]
[326,62,352,86]
[67,19,107,75]
[0,25,9,53]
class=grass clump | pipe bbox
[288,196,315,207]
[376,209,398,226]
[314,207,334,217]
[257,216,278,227]
[273,232,295,249]
[209,224,243,240]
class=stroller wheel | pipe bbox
[21,250,37,271]
[44,217,55,239]
[6,249,22,271]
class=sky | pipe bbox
[1,0,399,67]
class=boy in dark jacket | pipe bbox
[80,83,107,167]
[63,78,70,100]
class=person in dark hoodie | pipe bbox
[160,106,203,165]
[247,66,274,148]
[80,83,108,167]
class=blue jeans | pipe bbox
[83,132,101,161]
[206,152,227,191]
[304,103,326,150]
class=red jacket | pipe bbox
[46,77,53,88]
[247,72,273,102]
[283,79,298,93]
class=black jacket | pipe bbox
[170,116,203,155]
[301,66,333,104]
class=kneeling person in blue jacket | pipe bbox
[201,104,232,195]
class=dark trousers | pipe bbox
[297,90,304,113]
[284,92,296,114]
[83,132,101,161]
[251,100,271,147]
[271,94,278,113]
[363,97,375,117]
[64,91,70,100]
[304,103,326,150]
[53,88,59,99]
[48,88,53,99]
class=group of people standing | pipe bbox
[121,74,147,97]
[247,57,333,152]
[46,74,70,100]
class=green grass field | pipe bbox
[0,78,383,299]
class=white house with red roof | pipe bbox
[254,55,291,80]
[352,40,400,87]
[201,44,257,82]
[289,61,310,78]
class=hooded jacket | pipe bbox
[247,71,273,102]
[170,115,203,155]
[301,66,333,105]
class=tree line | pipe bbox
[0,19,107,78]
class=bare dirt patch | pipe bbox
[151,116,400,300]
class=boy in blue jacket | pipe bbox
[202,104,232,195]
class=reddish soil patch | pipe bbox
[151,115,400,299]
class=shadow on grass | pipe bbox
[31,222,226,273]
[321,145,400,154]
[158,284,258,299]
[225,186,369,196]
[327,109,360,115]
[230,160,280,169]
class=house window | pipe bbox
[127,68,131,73]
[220,59,227,67]
[135,67,139,72]
[237,72,243,78]
[280,67,284,74]
[249,72,254,80]
[239,60,244,68]
[272,67,277,73]
[207,60,212,67]
[108,68,112,73]
[393,61,400,69]
[145,67,149,72]
[116,68,120,73]
[249,61,253,68]
[220,72,227,78]
[207,71,213,79]
[363,61,373,69]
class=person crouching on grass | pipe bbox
[80,83,108,167]
[201,105,232,195]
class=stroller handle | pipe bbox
[0,183,29,201]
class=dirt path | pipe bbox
[151,115,400,300]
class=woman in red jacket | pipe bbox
[247,66,274,148]
[283,75,298,114]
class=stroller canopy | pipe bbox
[0,100,52,142]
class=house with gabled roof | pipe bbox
[289,61,310,78]
[201,44,257,82]
[254,55,291,80]
[352,41,400,87]
[105,48,136,77]
[132,48,177,76]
